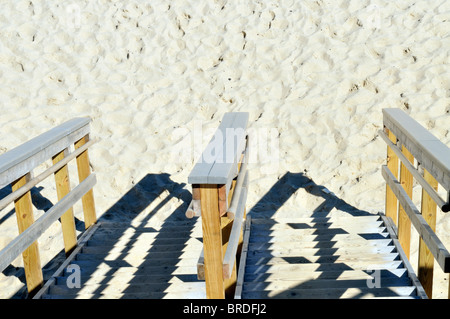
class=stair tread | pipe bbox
[241,286,417,299]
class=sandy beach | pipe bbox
[0,0,449,298]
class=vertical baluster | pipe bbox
[398,145,414,259]
[200,184,225,299]
[74,135,97,229]
[52,148,77,255]
[417,169,438,298]
[385,128,399,225]
[11,173,43,295]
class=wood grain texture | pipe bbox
[418,169,438,298]
[52,148,77,255]
[75,135,97,229]
[199,184,224,299]
[385,129,399,225]
[11,173,43,294]
[398,145,414,259]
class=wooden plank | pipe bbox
[207,114,248,184]
[75,135,97,229]
[383,108,450,191]
[218,184,228,216]
[0,174,97,275]
[385,129,399,224]
[0,139,95,212]
[52,148,77,255]
[418,169,438,298]
[199,184,224,299]
[223,185,247,279]
[234,215,251,299]
[227,148,249,219]
[380,130,447,210]
[382,165,450,273]
[398,145,414,259]
[0,118,91,189]
[188,113,237,184]
[11,173,43,295]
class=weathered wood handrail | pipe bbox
[381,108,450,298]
[0,118,97,296]
[187,112,249,299]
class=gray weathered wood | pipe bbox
[234,215,251,299]
[382,165,450,272]
[0,139,96,211]
[222,177,248,279]
[0,117,91,189]
[383,108,450,191]
[188,112,249,185]
[227,145,249,219]
[0,173,97,273]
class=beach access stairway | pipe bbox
[0,110,449,299]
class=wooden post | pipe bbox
[398,145,414,259]
[74,135,96,229]
[418,169,438,298]
[52,148,77,255]
[11,173,43,295]
[200,184,225,299]
[385,129,399,225]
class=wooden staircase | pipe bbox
[236,212,426,299]
[35,217,206,299]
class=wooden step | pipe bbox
[48,281,205,296]
[250,215,382,224]
[241,286,417,299]
[76,249,202,262]
[249,232,390,243]
[85,236,203,248]
[81,239,203,254]
[246,253,400,266]
[247,245,397,257]
[248,238,394,250]
[42,290,207,299]
[242,276,411,291]
[89,229,203,241]
[69,256,199,269]
[250,220,384,230]
[245,260,404,274]
[244,268,410,282]
[54,273,200,286]
[249,227,387,237]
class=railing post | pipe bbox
[75,135,97,229]
[385,128,399,225]
[11,173,43,295]
[200,184,225,299]
[398,145,414,259]
[418,169,439,298]
[52,148,77,255]
[221,215,237,298]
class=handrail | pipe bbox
[381,108,450,299]
[0,118,97,296]
[186,112,249,299]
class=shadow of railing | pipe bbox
[2,172,203,298]
[245,172,408,299]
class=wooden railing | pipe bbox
[187,112,249,299]
[380,108,450,298]
[0,118,97,297]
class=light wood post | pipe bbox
[200,184,225,299]
[221,215,237,298]
[75,135,97,229]
[52,148,77,255]
[398,145,414,259]
[11,173,43,295]
[385,129,399,225]
[418,169,438,298]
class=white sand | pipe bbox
[0,0,449,298]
